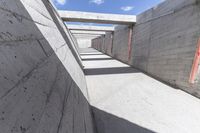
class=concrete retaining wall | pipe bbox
[0,0,95,132]
[112,26,130,63]
[92,36,104,52]
[104,32,113,56]
[132,0,200,97]
[92,0,200,98]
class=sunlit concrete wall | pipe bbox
[131,0,200,97]
[0,0,95,132]
[77,38,92,48]
[112,25,130,63]
[92,0,200,98]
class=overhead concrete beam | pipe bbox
[71,30,106,35]
[74,34,102,38]
[67,24,115,32]
[59,11,136,24]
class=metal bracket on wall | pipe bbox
[189,37,200,84]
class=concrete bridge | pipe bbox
[0,0,200,133]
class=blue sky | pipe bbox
[51,0,164,15]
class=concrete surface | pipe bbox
[112,25,131,63]
[92,32,114,56]
[92,0,200,98]
[130,0,200,96]
[58,10,136,24]
[75,34,102,48]
[74,34,104,48]
[67,24,115,32]
[71,30,106,35]
[92,25,132,62]
[81,48,200,133]
[0,0,95,132]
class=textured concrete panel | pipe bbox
[75,34,100,48]
[112,25,130,63]
[68,25,115,32]
[0,0,95,132]
[131,0,200,97]
[92,0,200,98]
[104,32,113,56]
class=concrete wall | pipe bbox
[0,0,95,132]
[92,36,104,52]
[92,0,200,98]
[104,32,113,56]
[77,38,92,48]
[112,26,130,63]
[74,34,101,48]
[92,26,131,63]
[131,0,200,97]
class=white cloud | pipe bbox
[121,6,134,11]
[52,0,67,5]
[89,0,104,5]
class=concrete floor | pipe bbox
[81,48,200,133]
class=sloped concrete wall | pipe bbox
[0,0,95,132]
[92,0,200,98]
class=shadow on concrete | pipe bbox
[82,58,114,61]
[91,106,155,133]
[84,67,140,75]
[0,1,95,132]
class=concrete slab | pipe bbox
[82,48,200,133]
[59,11,136,24]
[71,30,106,35]
[67,25,115,32]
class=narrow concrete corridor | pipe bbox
[80,48,200,133]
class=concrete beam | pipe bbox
[71,30,106,35]
[67,25,115,32]
[59,11,136,24]
[74,34,102,39]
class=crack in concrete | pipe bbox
[45,64,59,104]
[0,38,45,45]
[37,39,48,57]
[0,53,53,100]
